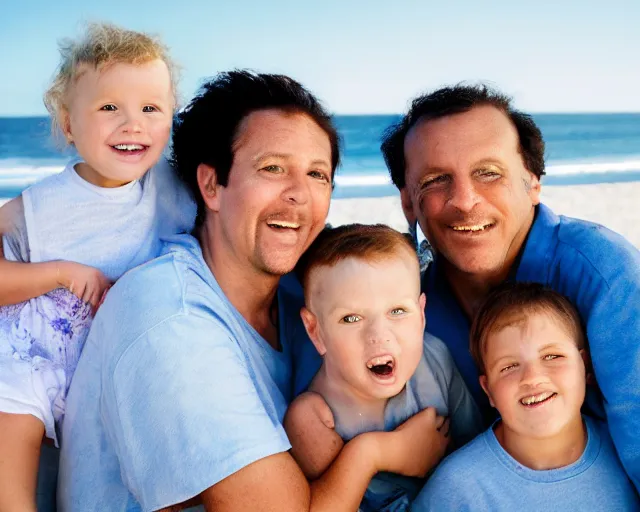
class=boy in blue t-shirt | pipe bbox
[413,282,639,511]
[284,224,482,512]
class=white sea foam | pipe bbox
[334,158,640,187]
[2,158,640,192]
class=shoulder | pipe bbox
[421,332,457,378]
[285,391,335,431]
[427,431,493,488]
[92,235,235,358]
[414,433,491,508]
[553,214,640,285]
[21,162,71,198]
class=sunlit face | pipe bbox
[62,59,174,188]
[402,105,541,277]
[209,110,333,276]
[302,252,426,401]
[479,312,586,441]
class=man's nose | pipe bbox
[447,177,480,213]
[282,171,309,205]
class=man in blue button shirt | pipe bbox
[381,84,640,492]
[59,71,449,512]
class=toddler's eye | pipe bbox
[142,105,158,113]
[100,104,117,111]
[341,315,361,324]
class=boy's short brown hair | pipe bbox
[296,224,418,297]
[470,282,586,375]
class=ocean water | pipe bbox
[1,114,640,200]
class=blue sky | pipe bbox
[1,0,639,116]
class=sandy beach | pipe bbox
[327,181,640,249]
[2,181,639,248]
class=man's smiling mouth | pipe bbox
[266,220,300,229]
[450,223,494,232]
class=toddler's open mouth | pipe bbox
[366,354,395,379]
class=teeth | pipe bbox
[451,224,490,232]
[267,221,300,229]
[114,144,144,151]
[520,391,555,405]
[366,355,394,368]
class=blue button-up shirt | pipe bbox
[424,203,640,491]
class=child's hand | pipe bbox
[56,261,112,311]
[381,407,450,478]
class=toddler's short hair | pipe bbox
[44,22,178,140]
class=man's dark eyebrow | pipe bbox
[253,152,331,168]
[472,158,506,169]
[253,152,289,164]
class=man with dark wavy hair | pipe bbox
[381,84,640,492]
[60,71,448,512]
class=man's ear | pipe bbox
[479,375,496,408]
[400,187,416,226]
[527,171,541,206]
[197,163,221,212]
[300,306,326,356]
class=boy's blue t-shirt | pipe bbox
[413,416,640,511]
[424,203,640,490]
[59,234,314,511]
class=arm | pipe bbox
[105,314,450,512]
[199,407,450,512]
[586,270,640,491]
[0,197,110,308]
[283,392,344,479]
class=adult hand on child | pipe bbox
[56,261,112,312]
[381,407,450,478]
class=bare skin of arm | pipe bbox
[283,391,344,479]
[0,412,44,512]
[171,405,449,512]
[0,197,111,308]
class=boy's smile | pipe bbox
[479,311,587,441]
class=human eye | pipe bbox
[476,168,501,181]
[543,354,562,361]
[308,169,330,183]
[261,165,284,174]
[142,105,158,113]
[341,314,361,324]
[390,307,407,316]
[100,104,117,112]
[500,363,518,373]
[420,174,449,189]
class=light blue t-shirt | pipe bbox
[334,333,483,512]
[413,416,640,511]
[0,157,195,444]
[59,235,315,511]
